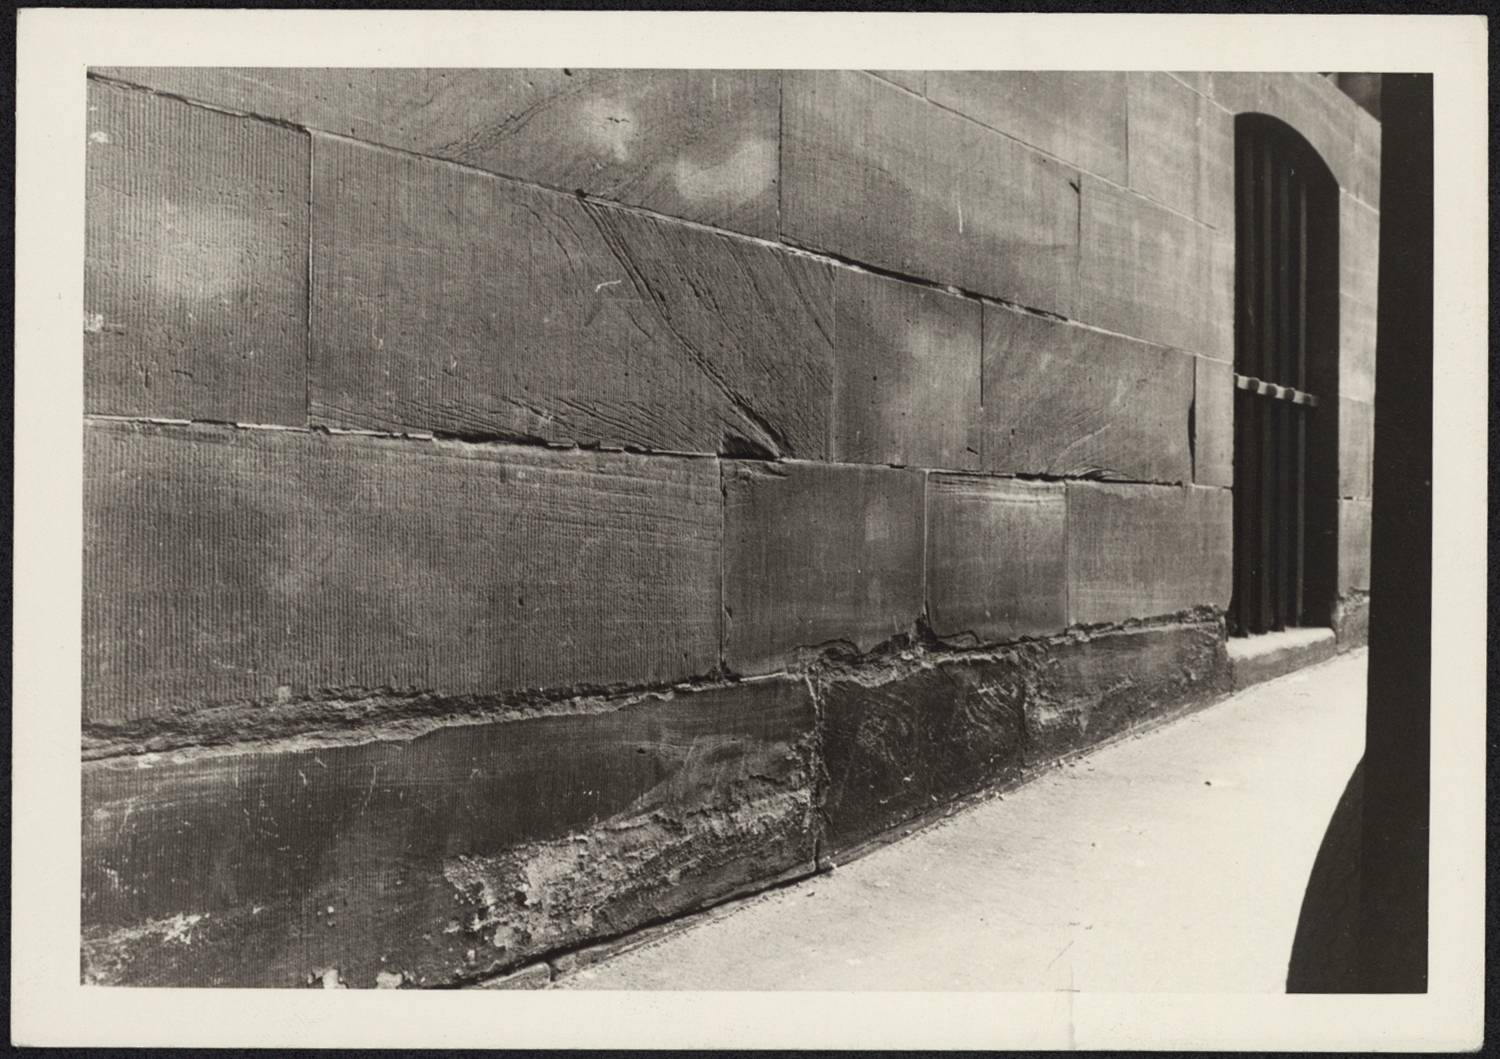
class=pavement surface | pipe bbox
[558,648,1367,992]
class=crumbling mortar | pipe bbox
[84,605,1226,764]
[83,669,753,763]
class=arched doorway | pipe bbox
[1230,114,1340,636]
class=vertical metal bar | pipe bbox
[1292,171,1308,623]
[1275,149,1293,629]
[1257,136,1276,631]
[1231,125,1253,633]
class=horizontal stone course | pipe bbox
[83,421,721,726]
[310,134,833,459]
[981,305,1193,484]
[94,67,782,237]
[84,79,308,426]
[82,679,817,986]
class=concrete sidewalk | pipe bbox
[558,649,1367,992]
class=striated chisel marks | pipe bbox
[579,201,835,459]
[84,79,308,426]
[1066,483,1233,627]
[1337,398,1374,500]
[309,135,832,457]
[1077,175,1230,359]
[925,474,1067,645]
[722,460,926,677]
[925,71,1129,184]
[1336,498,1372,593]
[1192,356,1234,488]
[1125,72,1235,231]
[93,68,782,237]
[81,680,817,987]
[781,70,1082,317]
[832,269,981,470]
[83,420,721,727]
[982,306,1193,484]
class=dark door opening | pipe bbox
[1230,114,1340,636]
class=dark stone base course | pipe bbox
[818,619,1231,853]
[81,680,816,988]
[82,618,1230,988]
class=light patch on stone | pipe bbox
[672,138,776,210]
[579,98,637,163]
[149,199,261,302]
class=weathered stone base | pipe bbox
[82,680,817,988]
[82,615,1231,988]
[818,619,1229,852]
[1332,591,1370,651]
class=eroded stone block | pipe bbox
[820,661,1026,851]
[1026,623,1231,759]
[81,680,816,987]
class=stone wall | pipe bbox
[81,69,1378,986]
